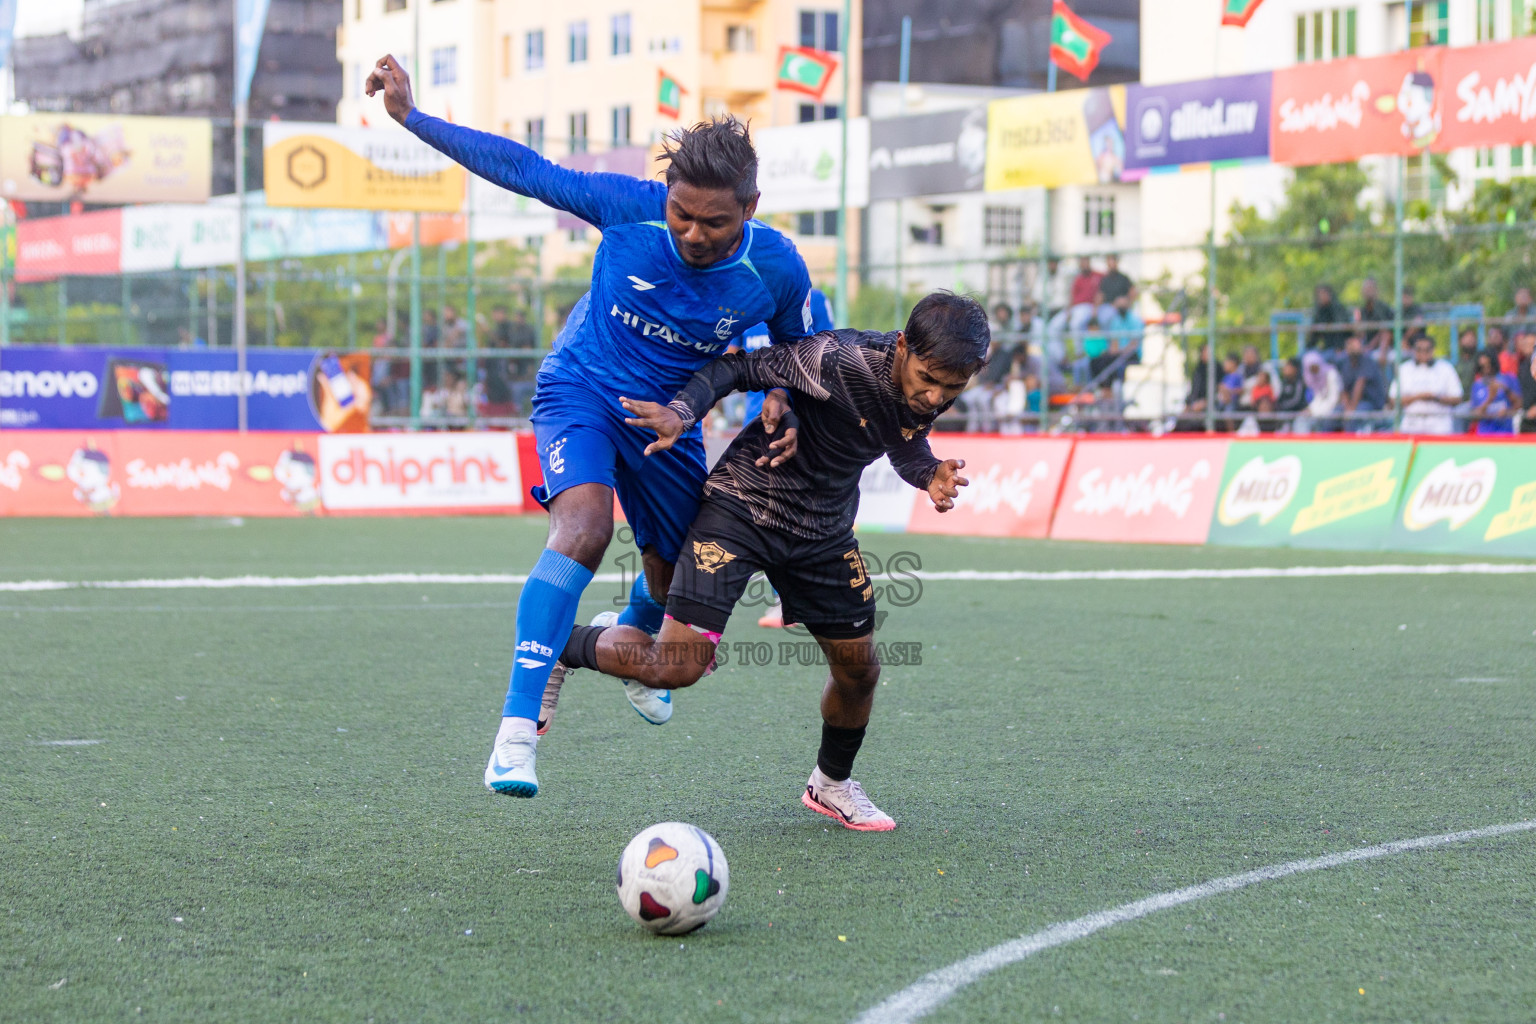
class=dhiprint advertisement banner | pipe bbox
[1207,440,1413,549]
[1438,38,1536,151]
[0,113,212,204]
[985,86,1127,191]
[1049,439,1227,544]
[263,122,466,213]
[907,437,1073,538]
[317,433,522,513]
[1271,51,1443,166]
[1387,442,1536,557]
[1126,73,1271,170]
[754,117,870,214]
[0,431,322,517]
[0,346,367,433]
[868,107,988,200]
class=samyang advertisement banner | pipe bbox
[0,346,372,433]
[1125,73,1271,171]
[868,107,988,200]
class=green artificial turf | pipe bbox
[2,516,1534,1023]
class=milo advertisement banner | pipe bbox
[1386,443,1536,557]
[1208,440,1413,549]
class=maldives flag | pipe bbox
[1221,0,1265,27]
[657,69,685,118]
[1050,1,1112,82]
[774,45,839,99]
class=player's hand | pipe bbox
[620,397,685,456]
[757,388,798,467]
[364,54,416,125]
[927,458,968,513]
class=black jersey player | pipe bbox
[557,292,989,830]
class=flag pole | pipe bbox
[233,11,249,433]
[1038,58,1056,433]
[834,0,851,326]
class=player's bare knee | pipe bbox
[832,658,880,698]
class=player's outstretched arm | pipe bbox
[619,398,687,456]
[365,54,659,227]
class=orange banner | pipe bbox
[1438,37,1536,150]
[907,437,1073,538]
[1271,50,1443,166]
[0,432,323,517]
[1049,438,1229,545]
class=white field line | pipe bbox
[30,739,104,746]
[853,819,1536,1024]
[2,562,1534,593]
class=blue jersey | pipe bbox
[736,289,834,423]
[406,111,817,404]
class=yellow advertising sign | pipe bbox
[263,122,464,213]
[985,87,1127,191]
[1290,459,1399,534]
[0,114,211,204]
[1485,480,1536,542]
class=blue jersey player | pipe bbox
[367,54,817,798]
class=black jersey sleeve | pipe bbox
[667,334,840,428]
[886,427,941,491]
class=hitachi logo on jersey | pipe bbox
[610,304,722,354]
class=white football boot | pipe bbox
[801,767,896,832]
[483,718,539,797]
[590,610,673,725]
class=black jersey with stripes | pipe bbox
[666,330,948,540]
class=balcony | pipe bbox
[701,49,771,100]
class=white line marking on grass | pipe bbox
[31,739,104,746]
[853,819,1536,1024]
[3,562,1534,593]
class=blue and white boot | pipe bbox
[590,610,673,725]
[484,717,539,797]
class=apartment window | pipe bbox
[726,24,756,52]
[1084,195,1116,238]
[1478,0,1497,39]
[569,111,588,154]
[526,30,545,71]
[1515,144,1528,168]
[612,13,632,56]
[1294,8,1355,62]
[611,105,631,146]
[526,117,545,154]
[385,0,405,12]
[798,103,839,122]
[797,210,839,237]
[354,0,362,19]
[569,21,589,63]
[1411,0,1449,46]
[800,9,840,51]
[431,46,457,86]
[984,206,1024,248]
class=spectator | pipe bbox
[1184,354,1210,424]
[508,308,537,348]
[1000,342,1051,429]
[1399,283,1424,324]
[1050,256,1103,349]
[1469,350,1522,435]
[1101,293,1144,364]
[441,305,467,348]
[1455,327,1480,396]
[1354,276,1394,358]
[420,309,441,388]
[491,305,513,347]
[1235,345,1271,413]
[1510,286,1535,337]
[1487,325,1519,376]
[1081,316,1116,382]
[368,318,393,411]
[442,371,470,421]
[1273,357,1309,425]
[1391,334,1462,435]
[1309,283,1352,352]
[1216,352,1244,411]
[990,302,1015,339]
[1301,350,1343,431]
[1516,330,1536,434]
[480,357,514,416]
[1037,257,1073,319]
[177,326,207,349]
[1338,334,1388,429]
[962,333,1015,432]
[1096,253,1134,324]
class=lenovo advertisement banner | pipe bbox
[1387,442,1536,557]
[868,107,988,200]
[1049,439,1227,544]
[0,346,369,432]
[1270,51,1442,166]
[317,433,523,513]
[1126,73,1271,170]
[1208,440,1413,549]
[985,86,1127,191]
[907,437,1073,538]
[0,113,212,204]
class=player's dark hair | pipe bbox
[904,292,990,377]
[660,116,759,207]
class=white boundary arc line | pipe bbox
[1,562,1534,593]
[852,819,1536,1024]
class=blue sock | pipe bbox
[616,572,665,635]
[502,549,595,719]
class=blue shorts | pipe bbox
[529,376,708,563]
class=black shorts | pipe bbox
[666,497,877,640]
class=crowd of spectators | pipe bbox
[1185,280,1536,435]
[369,303,543,422]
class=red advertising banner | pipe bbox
[316,432,523,514]
[1271,50,1443,166]
[1438,37,1536,150]
[908,437,1073,538]
[1049,438,1229,544]
[15,209,123,282]
[0,431,321,516]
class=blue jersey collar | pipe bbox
[665,219,755,274]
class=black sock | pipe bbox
[561,624,606,671]
[816,723,867,782]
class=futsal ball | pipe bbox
[616,822,730,935]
